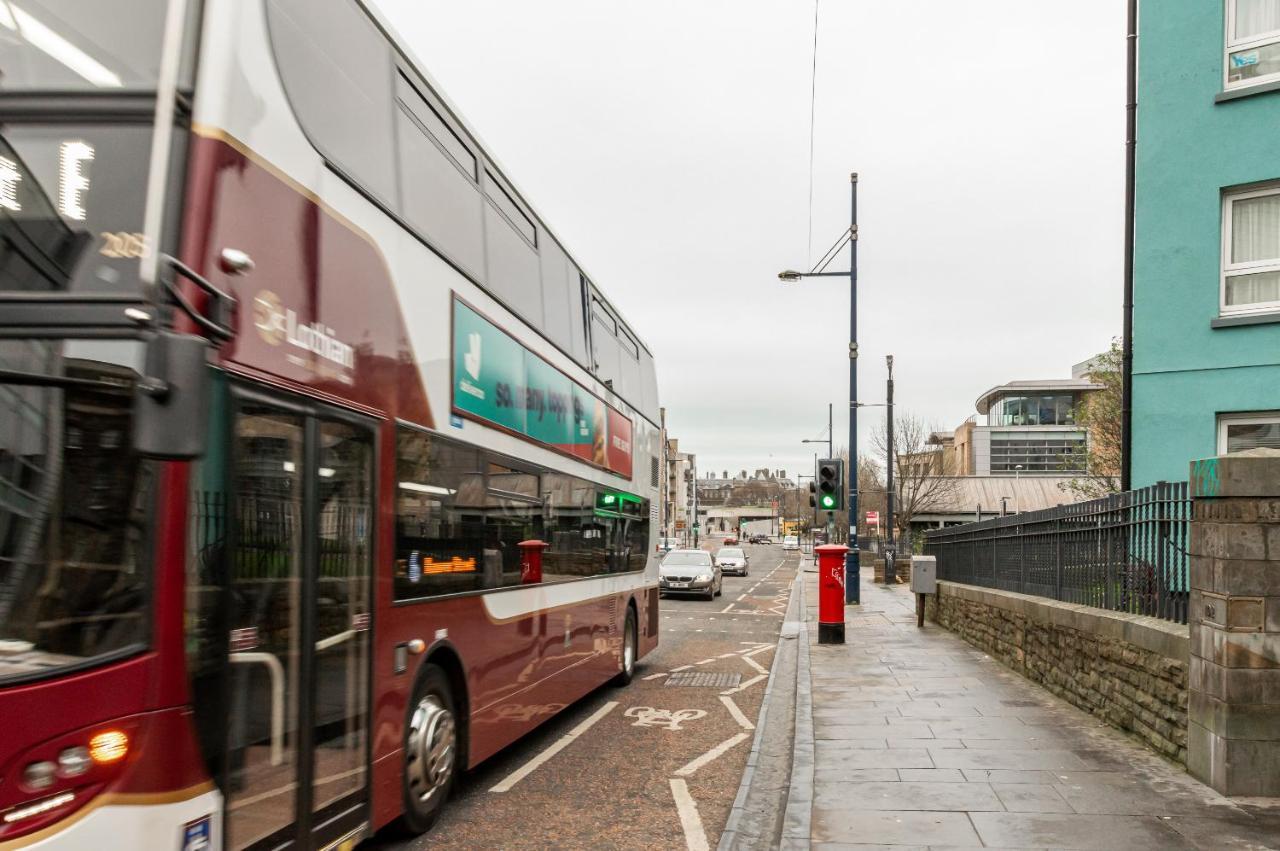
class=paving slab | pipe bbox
[991,783,1075,813]
[968,812,1196,849]
[811,810,984,846]
[813,781,1004,812]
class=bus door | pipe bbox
[221,388,375,850]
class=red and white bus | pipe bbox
[0,1,662,847]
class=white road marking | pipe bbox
[741,654,768,675]
[671,665,693,671]
[674,731,751,777]
[490,701,618,792]
[643,672,668,681]
[743,646,773,658]
[625,706,707,730]
[719,604,734,613]
[670,779,710,851]
[717,652,737,658]
[695,658,715,665]
[719,695,755,730]
[736,594,747,601]
[721,674,767,695]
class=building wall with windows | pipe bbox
[1132,0,1280,484]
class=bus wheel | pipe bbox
[401,665,458,834]
[612,606,637,686]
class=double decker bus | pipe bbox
[0,1,662,847]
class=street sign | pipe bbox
[866,511,880,526]
[675,520,686,530]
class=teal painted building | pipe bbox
[1132,0,1280,485]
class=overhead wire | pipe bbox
[805,0,820,266]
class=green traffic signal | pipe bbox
[820,494,836,509]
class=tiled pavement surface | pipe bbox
[794,566,1280,850]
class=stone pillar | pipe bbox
[1187,449,1280,797]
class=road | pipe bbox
[368,543,799,851]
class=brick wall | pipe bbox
[927,581,1189,764]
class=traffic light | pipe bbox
[817,458,843,511]
[808,481,816,508]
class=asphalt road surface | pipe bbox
[368,543,799,851]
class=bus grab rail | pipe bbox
[229,651,284,766]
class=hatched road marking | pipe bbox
[719,695,754,731]
[674,731,751,777]
[670,779,710,851]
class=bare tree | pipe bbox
[872,412,960,545]
[1060,339,1122,499]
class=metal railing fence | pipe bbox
[923,481,1190,624]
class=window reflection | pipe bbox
[393,428,649,601]
[988,394,1078,426]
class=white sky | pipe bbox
[377,0,1124,483]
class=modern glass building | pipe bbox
[1131,0,1280,484]
[971,380,1099,474]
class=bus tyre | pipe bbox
[401,665,458,834]
[612,606,637,686]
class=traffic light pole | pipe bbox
[846,173,860,604]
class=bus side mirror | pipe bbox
[133,331,211,459]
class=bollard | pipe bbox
[816,544,849,644]
[518,540,548,584]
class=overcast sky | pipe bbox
[377,0,1125,483]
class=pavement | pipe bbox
[773,563,1280,850]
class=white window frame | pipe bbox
[1217,410,1280,453]
[1225,0,1280,90]
[1221,184,1280,316]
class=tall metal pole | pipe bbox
[1121,0,1137,491]
[845,173,860,603]
[884,355,896,582]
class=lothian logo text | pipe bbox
[253,290,354,370]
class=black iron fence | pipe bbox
[923,481,1191,624]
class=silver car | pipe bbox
[659,549,722,600]
[714,546,748,577]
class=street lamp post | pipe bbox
[779,173,859,602]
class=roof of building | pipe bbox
[912,476,1083,518]
[974,379,1103,415]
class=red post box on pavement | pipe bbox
[518,540,548,584]
[816,544,849,644]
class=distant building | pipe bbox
[969,378,1102,475]
[663,438,696,543]
[1130,1,1280,485]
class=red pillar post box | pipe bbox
[518,540,548,584]
[816,544,848,644]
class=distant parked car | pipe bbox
[715,547,749,576]
[659,550,722,600]
[723,534,739,545]
[749,534,771,545]
[782,535,800,551]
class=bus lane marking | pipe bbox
[674,731,751,777]
[490,701,618,792]
[719,695,754,731]
[721,674,766,696]
[669,778,710,851]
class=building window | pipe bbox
[1226,0,1280,88]
[987,394,1078,427]
[1218,411,1280,453]
[989,432,1087,473]
[1222,186,1280,315]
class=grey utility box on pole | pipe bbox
[910,555,936,594]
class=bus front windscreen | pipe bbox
[1,123,154,295]
[0,339,152,684]
[0,1,169,92]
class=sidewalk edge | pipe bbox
[715,572,804,850]
[780,575,813,844]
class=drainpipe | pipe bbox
[1121,0,1137,491]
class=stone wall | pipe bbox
[1186,450,1280,797]
[927,581,1189,763]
